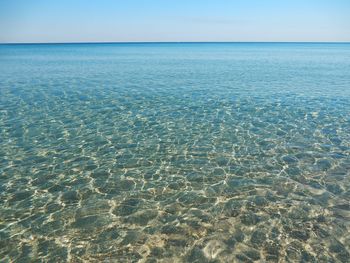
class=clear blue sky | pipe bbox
[0,0,349,43]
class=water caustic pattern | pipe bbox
[0,43,350,262]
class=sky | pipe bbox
[0,0,349,43]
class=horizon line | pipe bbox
[1,41,350,45]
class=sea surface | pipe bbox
[0,43,350,262]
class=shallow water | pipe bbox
[0,43,350,262]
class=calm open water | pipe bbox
[0,43,350,262]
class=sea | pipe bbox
[0,43,349,262]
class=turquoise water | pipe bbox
[0,43,350,262]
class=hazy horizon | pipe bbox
[1,0,349,44]
[2,42,350,45]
